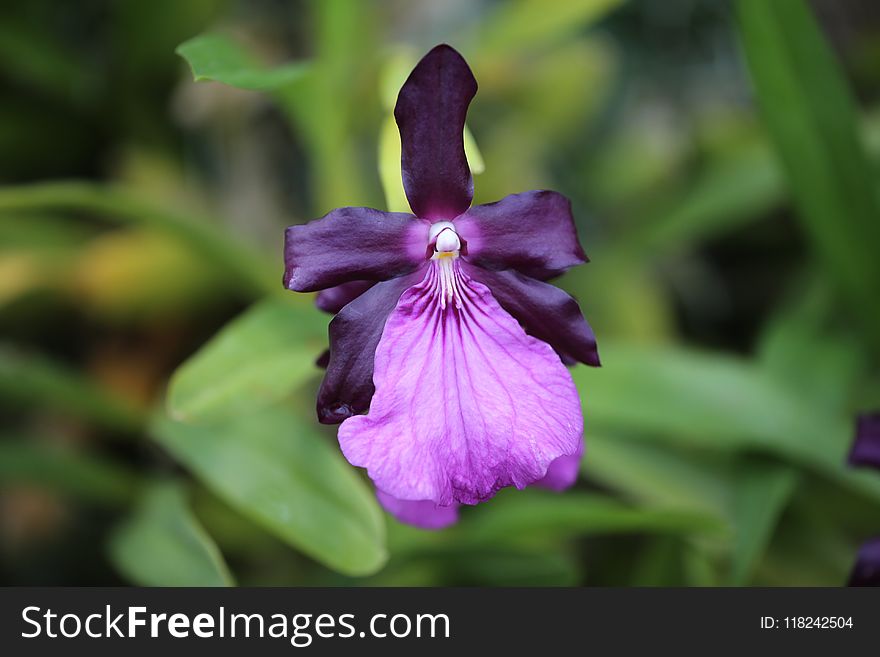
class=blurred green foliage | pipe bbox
[1,0,878,587]
[108,481,234,586]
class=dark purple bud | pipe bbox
[848,536,880,586]
[848,413,880,470]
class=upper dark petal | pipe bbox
[455,190,587,280]
[316,280,376,314]
[317,271,424,424]
[284,207,427,292]
[848,536,880,586]
[394,44,477,220]
[848,412,880,470]
[463,263,600,367]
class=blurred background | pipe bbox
[1,0,879,586]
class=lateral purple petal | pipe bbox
[848,536,880,586]
[534,439,584,491]
[316,280,375,314]
[848,413,880,470]
[394,44,477,220]
[464,263,600,367]
[456,191,587,279]
[316,272,422,424]
[338,262,583,506]
[376,490,459,530]
[284,207,427,292]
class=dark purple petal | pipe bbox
[848,536,880,586]
[284,207,427,292]
[394,44,477,220]
[463,263,600,367]
[316,280,375,314]
[315,350,330,369]
[376,490,459,530]
[317,271,423,424]
[848,413,880,470]
[456,190,587,279]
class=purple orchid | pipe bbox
[284,44,598,529]
[847,412,880,585]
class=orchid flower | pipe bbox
[848,413,880,585]
[284,45,598,529]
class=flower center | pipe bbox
[427,222,463,309]
[428,221,460,258]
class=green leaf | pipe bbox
[757,277,863,412]
[0,213,97,250]
[633,139,784,253]
[737,0,880,346]
[572,344,880,501]
[167,298,325,423]
[0,182,276,297]
[726,278,860,585]
[378,114,410,213]
[176,33,309,91]
[583,433,798,583]
[456,488,724,544]
[449,548,579,586]
[729,460,797,585]
[0,345,144,432]
[463,126,486,175]
[629,538,718,586]
[583,433,732,518]
[395,546,580,586]
[276,0,377,211]
[150,407,387,576]
[109,481,234,587]
[0,19,96,107]
[0,440,139,505]
[481,0,624,53]
[184,3,379,213]
[368,540,580,586]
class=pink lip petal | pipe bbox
[338,261,583,506]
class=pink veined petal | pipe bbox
[534,439,584,492]
[376,490,459,530]
[338,260,584,506]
